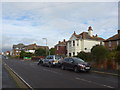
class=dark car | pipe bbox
[37,58,44,65]
[42,55,63,67]
[61,57,91,72]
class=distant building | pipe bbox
[12,43,25,56]
[67,26,104,56]
[4,51,10,56]
[54,39,67,56]
[104,30,120,50]
[24,43,49,53]
[12,43,49,56]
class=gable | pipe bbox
[69,35,77,40]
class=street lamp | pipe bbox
[42,38,48,56]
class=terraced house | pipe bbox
[67,26,104,56]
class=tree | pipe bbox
[20,50,34,58]
[35,48,46,56]
[91,45,109,63]
[76,51,92,61]
[49,48,55,55]
[116,45,120,64]
[20,50,26,58]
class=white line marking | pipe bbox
[42,68,62,75]
[75,77,115,88]
[4,62,33,90]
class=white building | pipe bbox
[67,26,104,56]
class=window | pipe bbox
[73,40,75,46]
[57,46,59,50]
[69,53,71,56]
[77,40,79,46]
[73,52,75,56]
[109,41,111,47]
[69,42,71,47]
[117,40,119,46]
[85,48,87,50]
[69,58,74,63]
[64,58,69,62]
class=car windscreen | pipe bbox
[55,56,62,60]
[73,58,85,63]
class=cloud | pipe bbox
[1,2,118,51]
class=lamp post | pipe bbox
[42,38,48,56]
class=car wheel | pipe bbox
[61,65,65,70]
[48,62,52,67]
[74,66,79,73]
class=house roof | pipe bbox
[55,39,67,46]
[73,32,104,41]
[13,43,25,49]
[24,44,49,50]
[104,34,119,42]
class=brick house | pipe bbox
[24,43,49,53]
[55,39,67,56]
[12,43,25,56]
[12,43,49,56]
[104,30,120,50]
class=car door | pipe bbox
[63,58,69,68]
[67,58,74,69]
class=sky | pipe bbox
[1,1,119,52]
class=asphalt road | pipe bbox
[3,58,119,89]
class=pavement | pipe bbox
[2,58,119,89]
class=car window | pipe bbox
[55,55,62,60]
[73,58,85,63]
[69,58,74,62]
[49,56,53,59]
[64,58,69,62]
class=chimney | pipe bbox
[63,39,66,42]
[59,41,61,44]
[73,31,76,35]
[118,30,120,39]
[96,34,98,37]
[88,26,93,37]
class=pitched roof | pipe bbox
[104,34,119,42]
[73,32,104,41]
[55,39,67,46]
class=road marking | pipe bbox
[92,70,120,77]
[4,62,34,90]
[75,77,115,88]
[42,68,62,75]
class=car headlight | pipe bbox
[78,64,85,67]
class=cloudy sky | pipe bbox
[1,1,119,52]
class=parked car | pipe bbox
[37,58,44,65]
[42,55,63,67]
[61,57,91,72]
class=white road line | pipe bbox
[42,68,62,75]
[75,77,115,88]
[4,62,33,90]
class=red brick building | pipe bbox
[12,43,49,56]
[104,30,120,50]
[55,39,67,56]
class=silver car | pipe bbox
[42,55,63,67]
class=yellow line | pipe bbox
[92,70,120,77]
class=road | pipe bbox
[3,58,118,89]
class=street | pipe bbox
[3,58,118,89]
